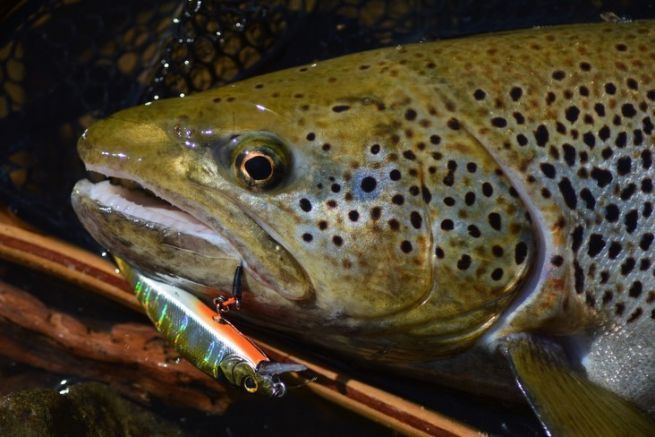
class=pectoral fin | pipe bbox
[504,336,654,437]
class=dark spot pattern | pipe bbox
[442,22,655,326]
[284,27,654,335]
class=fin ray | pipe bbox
[505,336,655,436]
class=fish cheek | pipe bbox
[286,173,436,319]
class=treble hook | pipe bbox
[213,262,243,319]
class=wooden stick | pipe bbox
[0,219,481,436]
[0,280,235,413]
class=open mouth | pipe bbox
[73,163,313,302]
[74,170,236,253]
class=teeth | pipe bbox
[81,179,237,254]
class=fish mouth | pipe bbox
[72,166,288,298]
[77,174,234,252]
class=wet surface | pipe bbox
[2,1,655,435]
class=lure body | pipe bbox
[123,260,291,397]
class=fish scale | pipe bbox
[390,21,655,408]
[72,20,655,426]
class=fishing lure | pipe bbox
[116,258,304,397]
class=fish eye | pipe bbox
[232,134,289,191]
[243,376,258,393]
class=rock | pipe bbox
[0,382,184,436]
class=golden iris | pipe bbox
[232,135,288,190]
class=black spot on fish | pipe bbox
[617,157,632,175]
[540,163,556,178]
[621,257,636,276]
[640,233,654,251]
[299,198,312,212]
[551,255,564,266]
[609,242,622,259]
[605,204,620,222]
[534,125,549,147]
[360,176,377,192]
[447,118,460,130]
[580,188,595,209]
[574,261,584,293]
[517,134,528,146]
[510,87,523,101]
[552,70,566,80]
[491,117,507,128]
[565,106,580,123]
[605,82,617,94]
[465,192,476,206]
[629,281,643,298]
[403,150,416,160]
[562,144,576,166]
[488,213,501,231]
[558,177,577,209]
[421,185,432,204]
[410,211,422,229]
[621,183,636,201]
[615,132,627,148]
[457,254,472,270]
[473,89,486,100]
[624,209,638,233]
[587,234,606,257]
[621,103,637,118]
[591,167,613,187]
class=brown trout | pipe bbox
[72,21,655,434]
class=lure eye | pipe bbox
[243,376,258,393]
[232,134,289,191]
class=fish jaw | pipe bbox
[72,179,241,295]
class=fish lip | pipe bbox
[73,164,284,293]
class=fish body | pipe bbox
[72,20,655,430]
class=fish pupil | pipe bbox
[245,155,273,181]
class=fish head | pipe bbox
[72,50,534,358]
